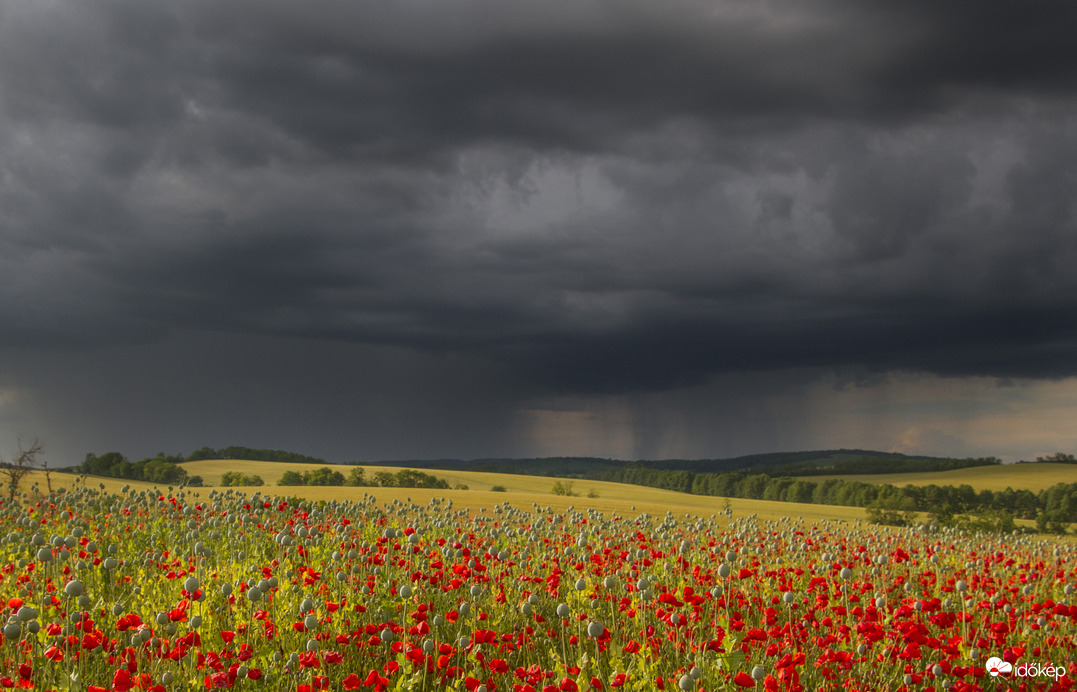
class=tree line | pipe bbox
[185,446,326,465]
[77,446,329,486]
[602,463,1077,534]
[276,467,449,489]
[772,455,1001,476]
[79,452,201,486]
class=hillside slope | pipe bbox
[801,462,1077,493]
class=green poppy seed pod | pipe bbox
[190,615,202,629]
[184,576,200,593]
[399,585,413,598]
[457,635,470,649]
[751,665,766,681]
[221,583,232,597]
[16,607,37,622]
[718,564,731,578]
[679,675,693,691]
[783,592,795,605]
[247,587,262,602]
[3,623,20,641]
[574,579,587,591]
[380,628,394,643]
[689,667,701,680]
[304,614,318,630]
[840,567,853,580]
[586,621,603,638]
[300,597,314,612]
[956,580,968,592]
[556,603,570,618]
[470,585,482,597]
[458,602,470,616]
[64,580,84,598]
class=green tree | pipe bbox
[551,480,576,496]
[373,471,397,487]
[304,467,345,486]
[221,472,264,487]
[278,471,305,486]
[344,468,367,486]
[1035,452,1077,464]
[143,459,188,485]
[1036,509,1070,535]
[866,494,917,527]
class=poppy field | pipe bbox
[1,483,1075,691]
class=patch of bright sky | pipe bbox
[515,372,1077,462]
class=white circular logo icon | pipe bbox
[986,657,1013,677]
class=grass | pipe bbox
[801,462,1077,492]
[33,458,1072,530]
[33,462,870,525]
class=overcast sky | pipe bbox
[2,0,1077,466]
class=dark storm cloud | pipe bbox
[2,0,1077,405]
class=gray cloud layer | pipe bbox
[2,0,1077,460]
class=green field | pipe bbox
[801,462,1077,492]
[37,461,869,525]
[11,461,1074,690]
[36,458,1075,530]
